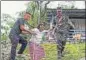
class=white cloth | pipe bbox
[24,23,30,30]
[47,29,55,40]
[30,28,46,44]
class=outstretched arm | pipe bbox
[20,25,36,35]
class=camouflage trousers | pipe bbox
[55,32,67,59]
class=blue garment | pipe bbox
[9,18,28,60]
[10,18,25,35]
[9,34,27,60]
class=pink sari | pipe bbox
[29,42,45,60]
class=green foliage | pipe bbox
[42,43,57,60]
[62,43,85,60]
[25,1,39,27]
[18,1,48,28]
[1,13,15,40]
[1,34,7,40]
[23,43,85,60]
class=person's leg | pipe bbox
[57,40,62,59]
[55,33,62,59]
[59,40,66,57]
[61,34,67,56]
[61,40,66,54]
[9,35,19,60]
[18,36,27,54]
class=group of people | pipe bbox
[9,7,75,60]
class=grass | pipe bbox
[18,42,85,60]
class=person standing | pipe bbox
[9,12,35,60]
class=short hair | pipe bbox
[25,12,31,15]
[57,7,62,9]
[37,23,44,29]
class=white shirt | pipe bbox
[30,28,46,44]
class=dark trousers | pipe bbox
[57,40,66,59]
[9,34,27,60]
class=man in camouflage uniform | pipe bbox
[54,7,75,59]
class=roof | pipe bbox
[46,9,85,19]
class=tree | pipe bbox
[40,1,50,23]
[17,1,49,28]
[17,1,39,28]
[1,13,15,40]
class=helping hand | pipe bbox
[31,32,37,35]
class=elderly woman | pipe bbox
[29,23,47,60]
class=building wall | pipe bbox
[70,19,85,30]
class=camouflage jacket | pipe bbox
[54,15,75,34]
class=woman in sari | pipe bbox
[29,23,46,60]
